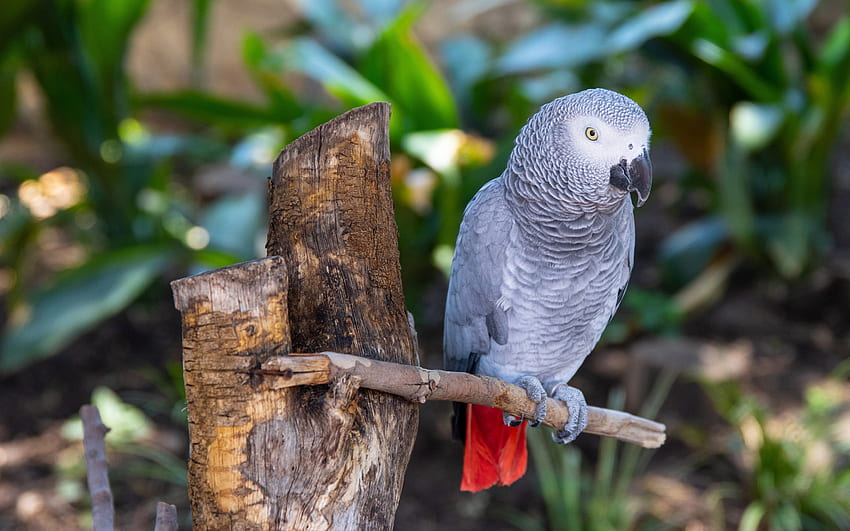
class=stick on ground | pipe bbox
[258,351,666,448]
[80,405,115,531]
[154,501,178,531]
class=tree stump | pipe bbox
[266,101,419,527]
[172,102,419,529]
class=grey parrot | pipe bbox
[443,88,652,491]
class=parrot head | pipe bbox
[509,88,652,209]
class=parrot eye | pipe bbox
[585,127,599,141]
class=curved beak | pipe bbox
[609,149,652,207]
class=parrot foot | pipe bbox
[503,375,547,427]
[551,384,588,444]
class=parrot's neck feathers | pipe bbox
[502,170,630,247]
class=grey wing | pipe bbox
[443,178,513,375]
[609,201,636,323]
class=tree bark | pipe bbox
[171,102,418,530]
[172,256,293,529]
[265,101,418,530]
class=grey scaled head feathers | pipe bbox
[507,88,652,212]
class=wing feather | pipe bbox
[443,177,513,374]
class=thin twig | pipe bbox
[80,405,115,531]
[154,501,178,531]
[259,352,666,448]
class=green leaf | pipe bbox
[770,501,803,531]
[360,3,459,130]
[138,90,298,127]
[496,23,607,74]
[77,0,151,84]
[818,16,850,74]
[607,0,694,54]
[279,37,390,107]
[691,38,783,101]
[0,245,175,373]
[191,0,213,84]
[25,2,107,159]
[77,0,152,125]
[739,502,766,531]
[0,59,16,136]
[62,387,154,445]
[677,1,733,51]
[240,32,307,122]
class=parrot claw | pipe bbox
[551,384,588,444]
[503,413,523,427]
[502,375,548,428]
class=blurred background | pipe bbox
[1,0,849,529]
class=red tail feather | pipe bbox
[461,403,528,492]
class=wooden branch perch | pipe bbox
[80,405,115,531]
[259,352,666,448]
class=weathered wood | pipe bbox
[264,101,419,529]
[172,103,418,529]
[80,405,114,531]
[260,352,667,448]
[171,256,292,529]
[154,502,178,531]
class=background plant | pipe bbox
[699,367,850,530]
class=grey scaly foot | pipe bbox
[503,375,548,427]
[550,384,587,444]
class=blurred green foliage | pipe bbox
[7,0,847,371]
[0,0,266,372]
[656,0,850,280]
[699,369,850,529]
[1,0,849,526]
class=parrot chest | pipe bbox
[480,209,632,388]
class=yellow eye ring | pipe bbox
[585,127,599,141]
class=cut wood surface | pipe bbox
[259,351,666,449]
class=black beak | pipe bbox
[609,149,652,207]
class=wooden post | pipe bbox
[172,257,293,528]
[265,101,418,528]
[172,102,419,529]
